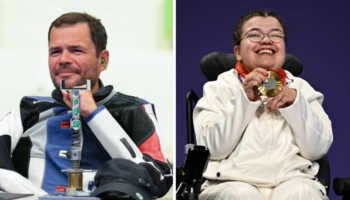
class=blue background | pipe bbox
[176,1,350,199]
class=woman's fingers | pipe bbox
[269,91,284,110]
[243,68,268,101]
[264,87,297,110]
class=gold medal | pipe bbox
[258,71,282,97]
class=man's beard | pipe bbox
[51,64,98,91]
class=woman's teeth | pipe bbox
[258,49,273,54]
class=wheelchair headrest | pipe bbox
[200,52,303,81]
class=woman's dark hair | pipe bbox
[233,9,287,46]
[48,12,107,58]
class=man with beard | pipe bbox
[0,12,172,199]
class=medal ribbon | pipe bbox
[235,61,286,85]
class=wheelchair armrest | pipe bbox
[186,90,199,144]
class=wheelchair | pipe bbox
[176,52,331,200]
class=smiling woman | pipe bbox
[193,9,332,200]
[234,16,285,73]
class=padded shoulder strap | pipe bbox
[116,92,139,102]
[20,97,58,132]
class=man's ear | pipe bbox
[99,50,109,71]
[233,46,242,61]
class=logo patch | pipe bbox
[33,100,54,104]
[56,185,67,193]
[61,121,70,129]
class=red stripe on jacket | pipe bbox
[139,105,167,163]
[138,131,167,163]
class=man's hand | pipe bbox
[62,85,97,117]
[265,86,297,110]
[243,68,268,101]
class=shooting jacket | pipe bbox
[0,81,172,196]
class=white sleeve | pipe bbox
[0,108,47,196]
[85,106,145,164]
[279,79,333,161]
[0,168,47,197]
[193,71,260,160]
[85,103,170,187]
[0,107,23,154]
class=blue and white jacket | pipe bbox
[0,81,172,197]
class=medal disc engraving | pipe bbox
[263,77,276,90]
[258,71,282,97]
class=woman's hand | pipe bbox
[265,86,297,110]
[243,68,268,101]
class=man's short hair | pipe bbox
[48,12,107,57]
